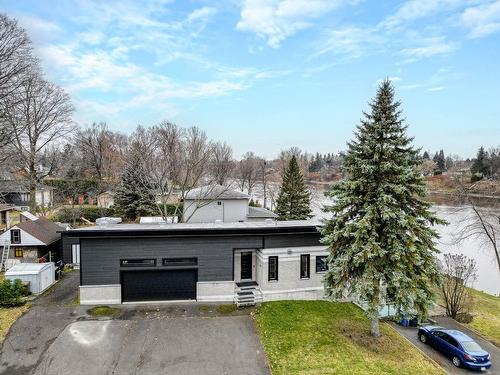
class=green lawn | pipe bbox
[254,301,444,375]
[467,289,500,346]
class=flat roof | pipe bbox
[5,262,54,275]
[65,219,322,235]
[72,219,321,231]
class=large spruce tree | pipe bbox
[114,154,157,221]
[275,155,312,220]
[321,80,444,337]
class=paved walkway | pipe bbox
[391,317,499,375]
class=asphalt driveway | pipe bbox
[33,317,269,375]
[0,270,270,375]
[392,317,500,375]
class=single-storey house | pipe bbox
[61,220,328,305]
[0,217,64,263]
[182,185,278,223]
[0,180,55,210]
[97,191,114,208]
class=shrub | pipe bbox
[0,279,26,307]
[456,312,474,324]
[53,206,116,223]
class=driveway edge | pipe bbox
[387,323,447,374]
[250,308,273,375]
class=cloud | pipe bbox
[461,0,500,38]
[187,6,217,23]
[236,0,352,48]
[399,68,458,91]
[428,86,446,91]
[381,0,464,30]
[401,37,457,59]
[316,26,381,58]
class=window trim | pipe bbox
[315,256,328,273]
[14,247,23,258]
[300,254,310,279]
[268,256,278,281]
[71,244,81,264]
[11,229,21,244]
[162,257,198,267]
[120,258,156,267]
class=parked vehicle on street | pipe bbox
[418,325,491,371]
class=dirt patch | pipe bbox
[338,320,393,353]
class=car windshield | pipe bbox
[461,341,482,352]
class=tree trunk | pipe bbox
[29,177,36,213]
[370,316,380,337]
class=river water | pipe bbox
[308,187,500,296]
[249,184,500,296]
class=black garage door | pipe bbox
[121,269,197,302]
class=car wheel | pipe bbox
[419,334,427,344]
[452,356,461,368]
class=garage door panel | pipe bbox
[122,270,197,302]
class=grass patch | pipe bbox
[216,304,238,314]
[64,295,80,307]
[87,306,121,318]
[254,301,445,375]
[198,304,213,313]
[467,289,500,346]
[0,304,30,344]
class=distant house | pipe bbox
[0,204,18,232]
[0,180,55,210]
[0,217,64,263]
[97,191,114,208]
[182,185,278,223]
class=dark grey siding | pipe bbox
[74,230,322,286]
[263,233,322,248]
[61,234,80,263]
[81,236,263,286]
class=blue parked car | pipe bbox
[418,325,491,371]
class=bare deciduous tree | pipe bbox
[131,122,219,221]
[0,14,36,152]
[236,152,260,194]
[418,159,437,176]
[1,72,74,211]
[74,122,127,182]
[210,141,234,185]
[441,253,477,320]
[0,14,34,101]
[454,179,500,273]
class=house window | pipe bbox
[71,244,80,264]
[11,229,21,244]
[217,201,222,205]
[300,254,310,279]
[162,258,198,267]
[120,259,156,267]
[14,248,23,257]
[268,256,278,281]
[315,256,328,273]
[20,193,30,202]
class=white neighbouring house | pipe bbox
[182,185,277,223]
